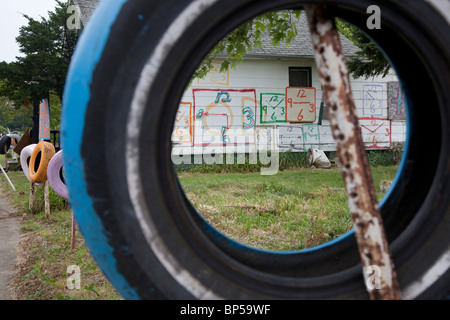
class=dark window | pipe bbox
[289,67,312,87]
[288,67,329,122]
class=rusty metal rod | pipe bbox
[305,4,401,300]
[71,213,76,249]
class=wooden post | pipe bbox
[4,144,7,171]
[29,181,50,218]
[44,180,50,219]
[32,102,39,144]
[29,182,35,212]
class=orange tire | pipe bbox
[28,141,56,184]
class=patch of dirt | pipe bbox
[0,184,21,300]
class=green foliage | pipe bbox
[193,10,302,82]
[335,18,356,40]
[192,12,390,83]
[345,26,390,79]
[0,0,81,105]
[366,150,394,166]
[0,92,61,132]
[174,151,308,174]
[0,96,33,131]
[175,149,396,174]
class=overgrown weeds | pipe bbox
[0,171,122,300]
[179,165,398,251]
[0,149,399,298]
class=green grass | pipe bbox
[178,165,399,251]
[0,149,399,298]
[0,170,122,300]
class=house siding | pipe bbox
[70,2,406,155]
[173,58,406,156]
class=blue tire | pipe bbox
[62,0,450,299]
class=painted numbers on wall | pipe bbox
[278,125,303,148]
[388,81,406,120]
[302,124,320,151]
[197,62,229,86]
[192,88,257,146]
[260,93,286,124]
[359,117,391,149]
[172,102,193,143]
[363,84,384,116]
[285,87,316,123]
[255,125,276,151]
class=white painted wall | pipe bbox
[172,58,407,156]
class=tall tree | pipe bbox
[0,0,81,106]
[194,12,390,81]
[193,10,302,81]
[345,26,390,79]
[0,96,33,132]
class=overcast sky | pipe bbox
[0,0,59,63]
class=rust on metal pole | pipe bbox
[71,213,76,249]
[305,4,401,300]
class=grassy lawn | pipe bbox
[1,150,399,299]
[0,155,122,300]
[178,165,399,251]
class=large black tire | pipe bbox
[0,136,11,155]
[62,0,449,299]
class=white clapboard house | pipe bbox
[72,1,407,158]
[173,12,407,159]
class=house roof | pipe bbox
[72,0,100,27]
[244,12,359,59]
[72,2,359,58]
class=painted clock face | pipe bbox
[285,87,316,123]
[260,93,286,124]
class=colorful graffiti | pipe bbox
[363,84,384,116]
[302,124,320,150]
[260,93,286,124]
[359,117,391,149]
[172,102,193,143]
[192,89,257,146]
[388,81,406,120]
[197,62,229,86]
[173,74,398,154]
[285,87,316,123]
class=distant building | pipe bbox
[72,1,406,156]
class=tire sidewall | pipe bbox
[64,0,450,299]
[0,136,11,155]
[47,150,69,199]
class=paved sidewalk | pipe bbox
[0,193,20,300]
